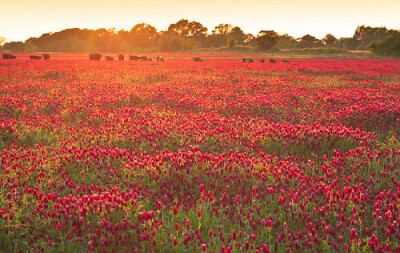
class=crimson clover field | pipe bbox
[1,55,400,252]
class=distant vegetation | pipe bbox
[368,31,400,57]
[0,21,398,56]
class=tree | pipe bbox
[27,29,96,52]
[352,25,393,50]
[168,36,185,51]
[275,34,298,49]
[212,24,232,36]
[322,34,338,47]
[168,19,189,36]
[243,33,256,47]
[24,41,37,52]
[30,32,52,51]
[368,31,400,57]
[187,21,208,39]
[0,37,5,46]
[227,38,237,48]
[297,34,323,48]
[202,24,234,48]
[90,28,124,52]
[2,41,25,52]
[255,30,279,51]
[127,23,158,48]
[157,32,172,52]
[168,19,208,40]
[228,27,245,45]
[335,37,357,50]
[158,31,197,52]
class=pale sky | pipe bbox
[0,0,399,42]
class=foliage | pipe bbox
[322,33,338,47]
[289,47,348,54]
[158,34,197,52]
[23,41,37,53]
[0,23,398,53]
[212,24,233,36]
[228,27,246,45]
[227,38,237,48]
[256,30,279,51]
[167,19,208,40]
[335,37,359,50]
[275,34,298,49]
[125,23,159,49]
[296,34,323,48]
[368,31,400,57]
[337,26,396,50]
[353,25,392,50]
[1,41,25,52]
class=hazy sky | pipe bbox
[1,0,399,42]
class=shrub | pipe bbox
[368,31,400,57]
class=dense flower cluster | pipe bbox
[1,56,400,252]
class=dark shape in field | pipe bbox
[242,58,253,63]
[43,54,50,60]
[282,59,289,63]
[260,59,265,63]
[138,56,148,61]
[118,54,124,61]
[270,59,276,63]
[2,53,16,59]
[30,55,42,60]
[105,56,114,61]
[89,53,102,60]
[193,57,203,62]
[129,55,140,61]
[154,56,164,61]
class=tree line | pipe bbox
[0,20,399,55]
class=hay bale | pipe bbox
[118,54,124,61]
[2,53,16,59]
[242,58,253,63]
[260,59,265,63]
[43,54,50,60]
[129,55,139,61]
[30,55,42,60]
[269,59,276,63]
[89,53,102,60]
[105,56,114,61]
[281,59,289,63]
[193,57,203,62]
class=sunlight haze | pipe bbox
[1,0,399,42]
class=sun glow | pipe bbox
[1,0,399,42]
